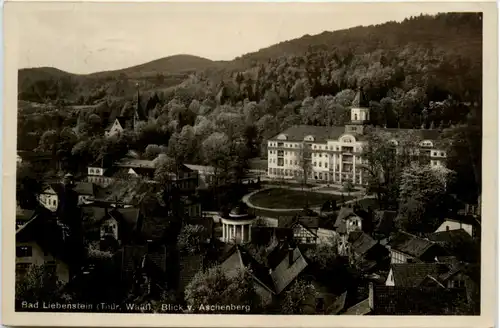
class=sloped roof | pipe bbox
[16,208,35,224]
[270,125,347,143]
[220,245,275,294]
[371,285,467,315]
[348,231,377,256]
[388,231,437,258]
[390,263,451,287]
[352,88,369,108]
[428,229,474,246]
[74,182,95,196]
[270,247,308,294]
[374,210,397,236]
[342,298,371,315]
[121,244,167,278]
[178,254,204,291]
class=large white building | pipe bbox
[267,89,447,186]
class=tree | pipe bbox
[177,224,208,255]
[305,242,339,270]
[342,180,356,198]
[153,154,177,184]
[144,144,161,160]
[398,163,453,233]
[297,142,312,195]
[184,266,261,313]
[16,264,68,305]
[202,132,232,185]
[281,279,318,314]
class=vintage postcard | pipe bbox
[2,1,497,327]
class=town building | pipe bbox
[105,89,147,138]
[266,88,448,186]
[387,231,448,264]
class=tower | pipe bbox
[345,87,370,135]
[133,84,142,130]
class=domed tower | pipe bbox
[346,87,370,135]
[220,203,256,244]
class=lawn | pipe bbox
[249,188,354,209]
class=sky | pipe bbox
[15,2,446,74]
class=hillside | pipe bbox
[18,12,482,105]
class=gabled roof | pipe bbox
[390,263,451,287]
[270,246,308,294]
[348,231,377,256]
[342,298,371,315]
[270,125,347,143]
[442,215,481,227]
[334,207,369,234]
[428,228,474,246]
[74,182,95,196]
[220,245,275,294]
[371,284,467,315]
[388,231,438,259]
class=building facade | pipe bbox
[267,89,447,186]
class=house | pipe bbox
[278,215,319,244]
[15,208,83,284]
[184,164,216,189]
[180,196,202,218]
[86,156,116,187]
[105,116,128,138]
[366,282,469,315]
[82,206,143,250]
[347,231,389,272]
[427,229,480,263]
[38,180,96,212]
[120,242,168,298]
[434,215,481,239]
[385,263,451,287]
[387,231,448,264]
[334,206,373,255]
[220,245,276,306]
[16,207,35,230]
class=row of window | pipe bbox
[268,168,363,183]
[313,162,329,168]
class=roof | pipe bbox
[334,207,369,234]
[74,182,95,196]
[352,88,369,108]
[390,263,451,287]
[178,254,204,291]
[428,229,474,245]
[250,227,293,246]
[184,164,215,174]
[348,231,377,256]
[17,150,52,161]
[342,298,371,315]
[270,246,308,294]
[371,284,468,315]
[115,159,156,169]
[220,245,275,294]
[442,215,481,227]
[16,207,84,266]
[388,231,438,259]
[121,244,167,279]
[270,125,347,143]
[16,208,35,223]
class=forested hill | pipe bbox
[18,12,482,105]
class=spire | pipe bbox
[352,87,369,108]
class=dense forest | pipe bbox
[17,12,483,204]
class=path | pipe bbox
[241,187,375,213]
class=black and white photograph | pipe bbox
[2,1,497,326]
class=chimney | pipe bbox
[288,247,294,266]
[368,282,374,310]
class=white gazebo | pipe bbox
[221,205,256,244]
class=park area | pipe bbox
[248,188,355,210]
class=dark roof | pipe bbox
[352,88,369,108]
[178,254,204,291]
[270,125,347,142]
[388,231,438,259]
[16,208,35,224]
[371,284,468,315]
[348,231,377,256]
[121,244,167,279]
[390,263,451,287]
[342,298,371,315]
[74,182,95,196]
[428,229,474,246]
[17,150,53,161]
[278,216,318,231]
[220,245,275,294]
[16,208,83,266]
[270,246,308,294]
